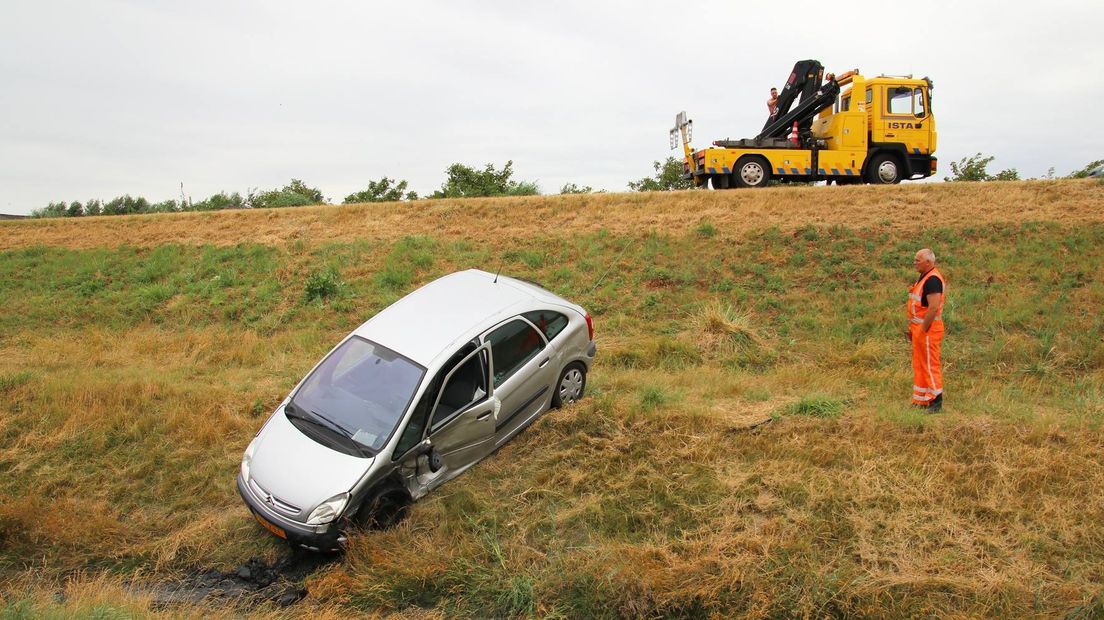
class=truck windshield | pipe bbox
[290,337,425,454]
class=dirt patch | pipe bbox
[143,549,340,609]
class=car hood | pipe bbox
[249,407,373,517]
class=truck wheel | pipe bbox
[711,174,730,190]
[865,154,902,184]
[734,157,771,188]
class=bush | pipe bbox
[304,267,343,302]
[560,183,594,194]
[255,179,325,209]
[1067,159,1104,179]
[191,192,245,211]
[430,161,539,198]
[628,157,695,191]
[344,177,417,203]
[944,153,1019,182]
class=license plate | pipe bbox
[253,512,287,539]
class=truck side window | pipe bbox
[840,95,850,112]
[888,86,913,115]
[914,88,926,117]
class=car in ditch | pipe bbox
[237,269,596,550]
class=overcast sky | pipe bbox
[1,1,1101,214]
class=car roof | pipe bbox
[354,269,568,367]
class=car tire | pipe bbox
[551,362,587,408]
[356,484,412,530]
[865,153,902,184]
[733,157,771,188]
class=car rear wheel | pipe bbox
[551,363,586,408]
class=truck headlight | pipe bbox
[306,493,350,525]
[240,438,258,481]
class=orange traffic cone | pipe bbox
[788,121,799,144]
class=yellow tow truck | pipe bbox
[672,59,937,188]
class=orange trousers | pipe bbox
[910,325,944,405]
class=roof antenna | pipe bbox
[494,267,500,283]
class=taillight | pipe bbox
[584,312,594,341]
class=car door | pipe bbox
[484,317,559,443]
[415,344,497,491]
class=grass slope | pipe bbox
[1,180,1103,618]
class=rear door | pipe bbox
[484,317,560,443]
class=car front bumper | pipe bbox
[236,473,344,551]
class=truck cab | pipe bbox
[813,74,937,182]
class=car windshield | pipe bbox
[290,337,424,454]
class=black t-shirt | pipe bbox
[916,270,944,307]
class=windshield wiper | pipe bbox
[284,403,372,458]
[309,408,354,437]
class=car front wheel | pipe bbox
[355,485,411,530]
[551,363,586,408]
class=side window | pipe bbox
[523,310,569,343]
[486,319,545,388]
[888,86,913,115]
[914,88,926,117]
[865,88,873,105]
[839,95,850,112]
[430,349,489,429]
[393,372,442,458]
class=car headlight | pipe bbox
[306,493,350,525]
[240,437,258,481]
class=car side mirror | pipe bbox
[412,439,444,472]
[413,438,432,457]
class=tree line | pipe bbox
[33,161,564,218]
[29,155,1103,218]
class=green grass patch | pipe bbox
[780,395,847,418]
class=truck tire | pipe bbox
[865,153,902,184]
[711,174,730,190]
[734,157,771,188]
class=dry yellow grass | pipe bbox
[1,179,1101,251]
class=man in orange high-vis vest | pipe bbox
[907,248,946,412]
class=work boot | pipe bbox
[925,394,943,413]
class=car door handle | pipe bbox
[476,411,492,421]
[538,357,550,368]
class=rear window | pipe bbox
[523,310,569,342]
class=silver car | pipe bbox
[237,269,596,550]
